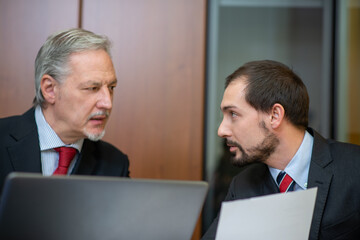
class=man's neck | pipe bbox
[41,106,82,145]
[266,126,306,170]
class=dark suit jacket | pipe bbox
[0,108,130,193]
[202,128,360,240]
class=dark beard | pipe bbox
[228,121,279,168]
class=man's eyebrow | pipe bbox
[221,105,237,111]
[110,79,118,85]
[80,79,118,87]
[80,81,101,86]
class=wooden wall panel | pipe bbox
[0,0,79,117]
[0,1,207,238]
[82,0,207,181]
[348,7,360,144]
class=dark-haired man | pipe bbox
[202,60,360,239]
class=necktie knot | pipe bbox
[53,147,77,175]
[277,171,295,193]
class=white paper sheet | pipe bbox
[215,188,318,240]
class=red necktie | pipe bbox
[277,171,295,193]
[53,147,77,175]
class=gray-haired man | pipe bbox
[0,28,130,192]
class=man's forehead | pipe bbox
[223,79,247,99]
[226,76,248,89]
[221,78,252,110]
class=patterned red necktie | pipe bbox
[277,171,295,193]
[53,147,77,175]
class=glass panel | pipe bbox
[204,0,333,231]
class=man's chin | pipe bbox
[84,129,106,142]
[230,152,253,168]
[230,156,245,168]
[231,158,253,168]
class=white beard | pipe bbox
[84,129,105,142]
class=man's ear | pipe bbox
[40,74,57,105]
[270,103,285,129]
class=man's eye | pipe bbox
[109,85,116,91]
[231,112,237,117]
[88,87,99,91]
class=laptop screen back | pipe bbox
[0,173,208,240]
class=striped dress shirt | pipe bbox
[34,106,84,176]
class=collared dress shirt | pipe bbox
[269,130,314,191]
[35,106,84,176]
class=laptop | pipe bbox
[0,172,208,240]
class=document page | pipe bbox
[215,188,317,240]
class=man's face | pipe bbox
[51,49,117,142]
[218,78,279,167]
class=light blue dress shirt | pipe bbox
[35,106,84,176]
[269,130,314,191]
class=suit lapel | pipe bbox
[245,163,279,197]
[7,109,42,173]
[257,163,279,195]
[73,139,97,175]
[307,129,333,240]
[263,171,279,195]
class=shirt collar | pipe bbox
[35,106,84,152]
[269,130,314,190]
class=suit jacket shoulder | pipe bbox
[0,108,37,146]
[0,109,41,192]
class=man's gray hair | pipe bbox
[34,28,112,107]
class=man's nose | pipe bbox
[218,118,230,138]
[97,87,113,110]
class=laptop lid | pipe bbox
[0,172,208,240]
